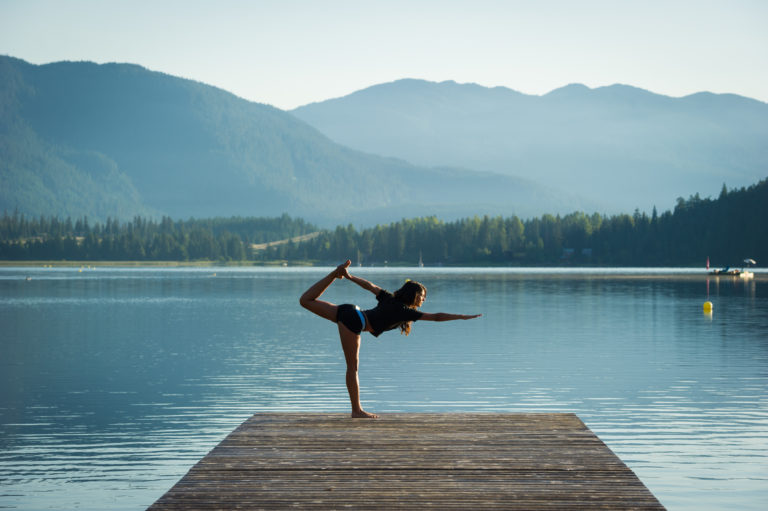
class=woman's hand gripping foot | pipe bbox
[335,260,352,279]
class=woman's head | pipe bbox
[394,280,427,308]
[393,280,426,336]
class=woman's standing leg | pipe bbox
[299,260,350,321]
[338,322,378,419]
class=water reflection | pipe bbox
[1,267,766,510]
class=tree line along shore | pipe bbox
[1,180,766,267]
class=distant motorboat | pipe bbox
[740,258,756,279]
[709,258,757,278]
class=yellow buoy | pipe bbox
[703,301,713,313]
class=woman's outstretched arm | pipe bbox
[419,312,482,322]
[342,268,382,296]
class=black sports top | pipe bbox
[363,289,423,337]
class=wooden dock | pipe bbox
[148,413,665,510]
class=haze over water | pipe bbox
[1,266,766,510]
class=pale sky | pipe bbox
[1,0,767,110]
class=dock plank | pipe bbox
[148,413,665,510]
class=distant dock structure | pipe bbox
[148,413,665,510]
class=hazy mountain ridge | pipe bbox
[1,57,586,225]
[292,79,768,212]
[0,57,152,220]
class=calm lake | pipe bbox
[1,266,766,510]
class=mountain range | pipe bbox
[0,56,581,226]
[292,79,768,213]
[2,56,766,226]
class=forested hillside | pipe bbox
[269,180,767,266]
[0,56,575,225]
[2,179,765,266]
[0,214,315,261]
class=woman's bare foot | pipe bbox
[351,409,379,419]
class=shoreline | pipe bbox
[0,260,313,268]
[2,260,764,281]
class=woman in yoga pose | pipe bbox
[299,260,482,418]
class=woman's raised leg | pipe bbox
[338,323,378,419]
[299,260,351,321]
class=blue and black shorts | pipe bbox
[337,304,366,334]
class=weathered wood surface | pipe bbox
[148,413,665,510]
